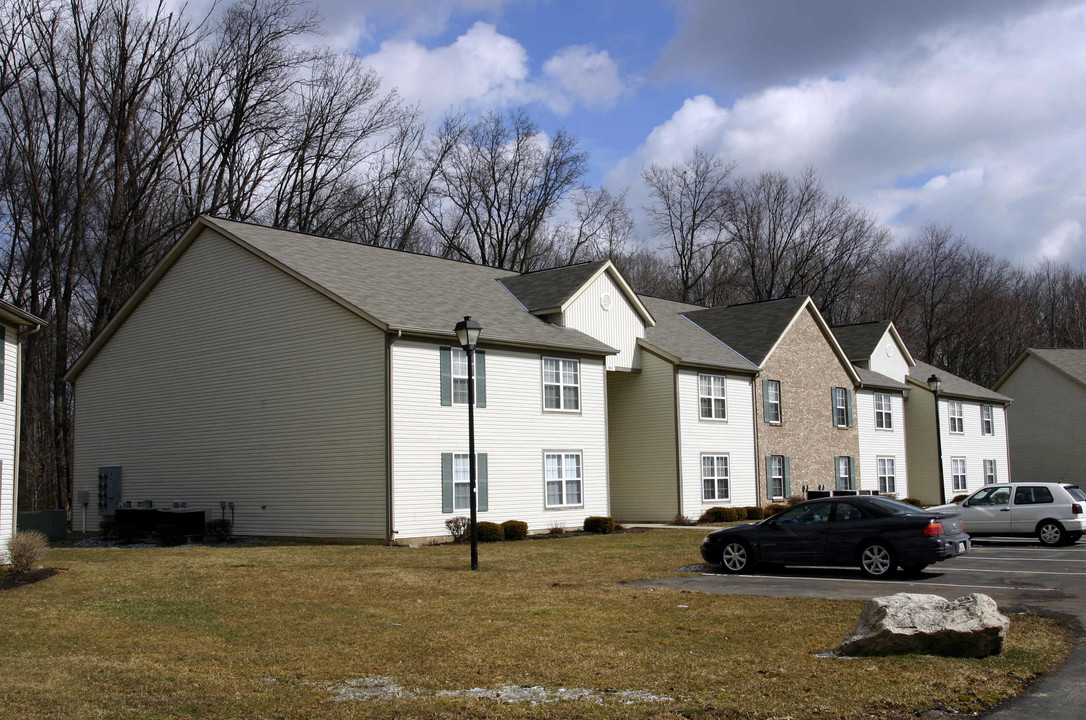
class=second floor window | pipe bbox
[451,349,471,405]
[981,404,994,435]
[764,380,782,424]
[874,393,892,429]
[832,387,849,427]
[948,400,964,433]
[699,374,727,420]
[543,358,580,411]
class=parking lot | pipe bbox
[640,538,1086,719]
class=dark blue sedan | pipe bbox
[700,496,970,578]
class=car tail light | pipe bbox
[1073,503,1083,515]
[924,520,945,536]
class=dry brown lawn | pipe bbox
[0,529,1076,719]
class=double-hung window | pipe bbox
[452,453,471,511]
[835,456,854,491]
[545,452,583,507]
[984,459,997,484]
[768,455,786,498]
[543,358,580,411]
[877,457,896,494]
[981,404,994,435]
[699,374,727,420]
[951,457,967,491]
[832,387,850,427]
[948,400,964,434]
[764,380,782,424]
[701,455,730,501]
[874,393,892,429]
[451,349,471,405]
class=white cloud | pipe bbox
[541,46,626,114]
[611,2,1086,264]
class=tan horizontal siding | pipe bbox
[72,228,387,539]
[1000,355,1083,482]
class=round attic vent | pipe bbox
[885,343,893,357]
[601,292,613,311]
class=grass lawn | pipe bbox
[0,529,1077,719]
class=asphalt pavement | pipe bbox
[637,537,1086,720]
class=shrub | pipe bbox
[764,503,789,517]
[547,521,566,536]
[8,530,48,575]
[205,518,233,542]
[613,522,625,532]
[477,521,504,542]
[901,497,924,507]
[951,494,968,504]
[732,507,748,521]
[672,514,696,526]
[786,494,806,507]
[501,520,528,541]
[584,516,615,534]
[445,516,470,543]
[745,506,765,520]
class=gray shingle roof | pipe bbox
[831,321,890,361]
[206,217,616,355]
[854,366,909,391]
[682,296,809,366]
[1027,348,1086,386]
[908,360,1012,403]
[639,296,759,373]
[499,261,608,311]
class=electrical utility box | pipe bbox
[97,467,122,516]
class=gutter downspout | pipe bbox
[14,322,42,537]
[385,330,400,544]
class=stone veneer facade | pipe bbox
[754,306,860,504]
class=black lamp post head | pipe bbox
[927,374,941,394]
[454,315,483,350]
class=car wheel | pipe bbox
[1037,520,1066,547]
[719,540,752,574]
[859,541,897,579]
[900,562,929,576]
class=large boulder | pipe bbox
[840,592,1009,658]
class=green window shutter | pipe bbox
[783,457,791,497]
[441,453,453,513]
[849,456,856,487]
[762,380,770,422]
[765,456,772,498]
[439,346,452,406]
[834,457,843,490]
[830,388,837,424]
[846,390,854,428]
[0,326,5,403]
[475,350,486,408]
[477,453,488,512]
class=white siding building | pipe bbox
[0,301,45,563]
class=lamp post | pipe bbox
[927,374,947,505]
[454,315,483,571]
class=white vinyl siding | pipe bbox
[71,229,388,539]
[936,398,1009,499]
[543,357,580,411]
[701,454,729,501]
[877,457,896,494]
[562,268,646,371]
[0,325,16,562]
[678,369,757,511]
[857,390,908,497]
[392,339,608,539]
[698,373,727,420]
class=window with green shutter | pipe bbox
[440,346,485,407]
[441,452,488,513]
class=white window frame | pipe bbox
[450,348,474,406]
[948,400,964,434]
[452,452,471,511]
[769,455,785,499]
[701,454,730,501]
[766,380,782,424]
[542,357,580,412]
[874,393,892,430]
[544,451,583,508]
[698,374,728,420]
[981,404,994,435]
[984,459,997,484]
[952,457,967,492]
[877,457,896,494]
[836,456,854,490]
[833,387,848,427]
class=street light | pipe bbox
[454,315,483,571]
[927,374,947,505]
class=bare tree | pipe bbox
[549,186,633,266]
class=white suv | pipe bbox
[929,482,1086,546]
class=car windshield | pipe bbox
[1065,485,1086,502]
[864,497,920,515]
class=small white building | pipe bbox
[0,300,45,563]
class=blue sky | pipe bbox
[292,0,1086,265]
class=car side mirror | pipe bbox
[961,500,969,507]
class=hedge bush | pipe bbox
[477,521,505,542]
[764,503,789,517]
[732,507,748,521]
[583,516,615,534]
[7,530,47,575]
[901,497,924,507]
[500,520,528,541]
[745,506,765,520]
[697,507,726,523]
[206,518,233,542]
[445,516,470,543]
